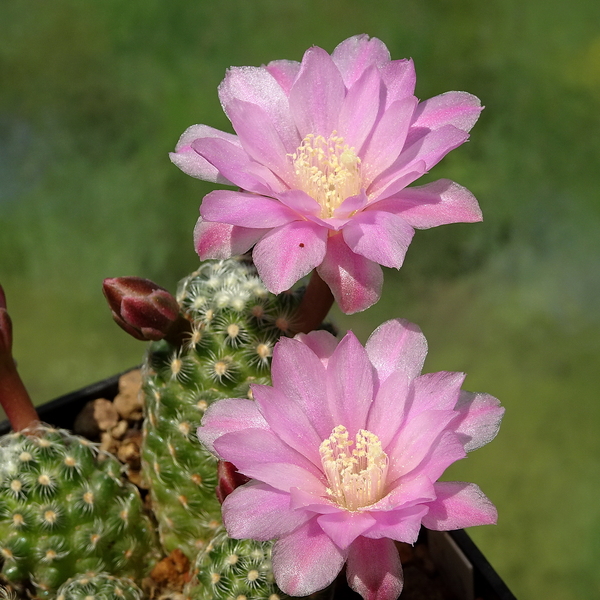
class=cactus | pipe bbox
[0,425,159,598]
[140,257,304,560]
[55,572,145,600]
[184,529,284,600]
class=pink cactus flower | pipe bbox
[171,35,483,314]
[197,319,503,600]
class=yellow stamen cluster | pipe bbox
[291,133,362,218]
[319,425,388,511]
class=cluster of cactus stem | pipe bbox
[1,258,330,599]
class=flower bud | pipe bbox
[216,460,250,504]
[103,277,180,341]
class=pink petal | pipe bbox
[317,233,383,314]
[326,331,375,437]
[381,59,416,107]
[365,319,428,384]
[410,430,467,483]
[192,137,284,195]
[317,512,376,550]
[271,337,334,440]
[412,91,482,133]
[272,520,347,597]
[201,190,297,228]
[219,65,299,152]
[334,191,370,219]
[222,481,311,540]
[253,221,328,294]
[408,371,466,417]
[225,98,295,183]
[252,383,324,467]
[342,210,415,269]
[266,59,301,95]
[370,472,435,512]
[367,163,427,204]
[289,487,343,515]
[289,46,346,138]
[193,217,268,260]
[170,124,240,184]
[361,96,418,184]
[331,34,391,88]
[346,537,403,600]
[213,429,325,493]
[293,329,339,368]
[339,65,382,153]
[453,391,504,452]
[366,504,428,544]
[197,398,268,454]
[422,482,497,530]
[371,179,482,229]
[386,410,457,481]
[366,370,411,449]
[276,189,321,217]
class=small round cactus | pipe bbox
[0,425,160,598]
[184,530,284,600]
[55,572,145,600]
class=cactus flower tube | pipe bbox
[171,35,483,313]
[198,319,503,600]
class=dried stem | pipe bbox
[291,271,334,334]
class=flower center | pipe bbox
[291,133,362,219]
[319,425,388,511]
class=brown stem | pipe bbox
[0,360,39,431]
[291,270,334,334]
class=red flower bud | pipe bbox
[103,277,180,341]
[216,460,250,504]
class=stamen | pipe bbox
[319,425,388,511]
[291,133,361,218]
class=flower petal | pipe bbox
[339,65,382,153]
[170,124,240,184]
[381,59,416,107]
[365,319,428,384]
[198,398,268,455]
[289,46,346,138]
[317,233,383,314]
[225,98,295,183]
[331,34,391,87]
[317,512,376,550]
[192,137,284,194]
[346,537,403,600]
[266,59,301,95]
[223,481,311,540]
[366,504,428,544]
[408,371,466,417]
[366,370,411,449]
[271,337,334,439]
[325,331,375,437]
[253,221,328,294]
[361,96,418,184]
[453,391,504,452]
[342,210,415,269]
[193,217,268,260]
[412,91,482,134]
[219,65,299,152]
[371,179,482,229]
[272,520,347,597]
[252,383,324,467]
[422,482,497,530]
[201,190,297,228]
[213,429,324,493]
[386,410,457,481]
[276,189,321,216]
[294,329,339,368]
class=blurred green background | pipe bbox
[1,0,599,598]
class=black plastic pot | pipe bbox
[0,372,517,600]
